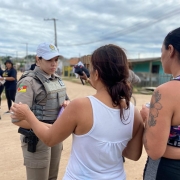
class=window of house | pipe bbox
[152,65,159,73]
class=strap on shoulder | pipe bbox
[18,70,36,82]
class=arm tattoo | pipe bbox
[148,90,162,127]
[144,90,162,151]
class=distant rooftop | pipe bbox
[128,57,161,63]
[68,58,79,66]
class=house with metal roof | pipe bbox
[63,57,79,77]
[78,55,171,87]
[129,57,171,87]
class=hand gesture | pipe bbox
[140,105,149,123]
[10,102,30,121]
[61,100,70,108]
[79,71,88,81]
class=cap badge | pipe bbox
[49,44,55,51]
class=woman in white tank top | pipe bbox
[11,44,144,180]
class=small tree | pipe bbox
[1,56,12,63]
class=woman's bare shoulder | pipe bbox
[157,80,180,90]
[66,97,92,112]
[70,96,91,104]
[153,81,180,101]
[62,97,93,128]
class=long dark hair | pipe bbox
[164,27,180,59]
[91,44,131,118]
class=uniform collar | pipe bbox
[34,66,56,79]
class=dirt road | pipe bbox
[0,79,151,180]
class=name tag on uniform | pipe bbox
[59,80,65,86]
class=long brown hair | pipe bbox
[91,44,131,119]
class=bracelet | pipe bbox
[3,77,6,80]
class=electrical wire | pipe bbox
[59,4,180,46]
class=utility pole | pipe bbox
[26,43,28,58]
[22,43,28,59]
[16,51,18,61]
[44,18,58,47]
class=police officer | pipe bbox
[12,42,70,180]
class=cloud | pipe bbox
[0,0,180,59]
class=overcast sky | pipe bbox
[0,0,180,60]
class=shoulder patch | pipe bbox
[17,84,27,93]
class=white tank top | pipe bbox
[63,96,134,180]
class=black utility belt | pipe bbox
[40,120,55,124]
[167,139,180,148]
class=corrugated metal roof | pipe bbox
[128,57,161,63]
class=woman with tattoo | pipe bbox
[141,27,180,180]
[10,44,144,180]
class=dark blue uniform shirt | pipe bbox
[3,68,17,90]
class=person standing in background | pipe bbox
[0,66,4,109]
[128,69,141,85]
[127,62,141,85]
[0,60,17,113]
[29,57,38,70]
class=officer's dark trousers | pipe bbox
[20,135,63,180]
[5,89,16,110]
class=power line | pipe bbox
[59,5,180,47]
[92,1,167,39]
